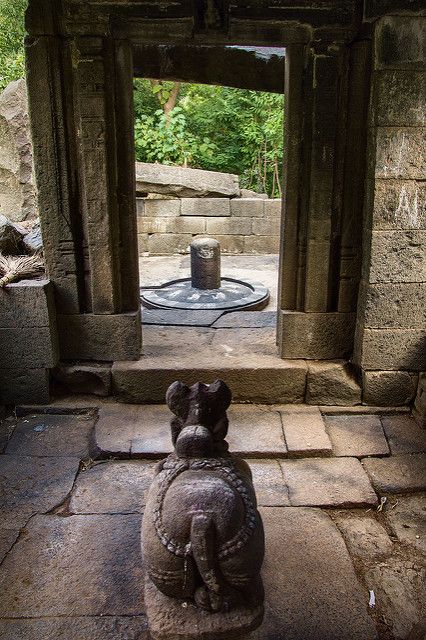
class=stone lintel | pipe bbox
[279,311,356,359]
[57,312,141,361]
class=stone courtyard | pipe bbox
[1,400,425,640]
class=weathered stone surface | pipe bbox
[23,219,43,253]
[360,282,426,329]
[0,514,144,617]
[5,413,94,458]
[375,16,426,71]
[413,372,426,427]
[0,80,36,222]
[250,507,378,640]
[138,215,205,234]
[365,555,426,640]
[205,234,245,253]
[53,363,112,397]
[0,214,24,255]
[0,617,149,640]
[0,528,19,563]
[384,493,426,555]
[212,311,276,328]
[0,368,50,405]
[246,459,290,506]
[206,216,252,235]
[362,453,426,493]
[279,406,333,456]
[0,326,57,368]
[112,354,307,404]
[307,361,361,406]
[324,414,390,457]
[0,414,15,453]
[0,279,55,328]
[369,230,426,283]
[363,371,419,406]
[0,455,80,528]
[230,198,264,217]
[147,233,193,255]
[375,129,425,180]
[142,326,213,353]
[252,217,280,236]
[135,162,239,198]
[211,327,277,356]
[243,235,280,254]
[69,460,156,514]
[356,328,426,371]
[333,513,393,560]
[370,179,426,230]
[181,198,231,217]
[130,405,173,456]
[227,405,287,457]
[138,233,149,254]
[381,414,426,454]
[239,190,267,199]
[93,403,142,457]
[280,458,378,507]
[375,70,426,127]
[57,312,141,361]
[263,199,281,217]
[142,308,223,327]
[142,199,181,218]
[279,311,356,359]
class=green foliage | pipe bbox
[134,80,284,197]
[0,0,27,91]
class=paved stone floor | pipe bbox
[0,401,425,640]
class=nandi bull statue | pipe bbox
[142,380,265,640]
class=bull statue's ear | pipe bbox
[166,381,190,417]
[208,379,232,410]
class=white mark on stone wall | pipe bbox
[395,185,420,228]
[394,132,407,179]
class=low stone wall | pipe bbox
[0,279,58,404]
[137,197,281,255]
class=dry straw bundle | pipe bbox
[0,253,45,288]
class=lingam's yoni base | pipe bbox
[142,380,265,640]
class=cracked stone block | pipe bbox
[0,617,149,640]
[69,461,157,514]
[362,371,419,406]
[0,455,80,528]
[280,458,378,507]
[5,413,95,458]
[362,453,426,493]
[245,459,289,506]
[384,494,426,555]
[227,405,287,457]
[381,414,426,454]
[0,528,19,563]
[250,507,378,640]
[333,513,393,561]
[53,363,112,397]
[306,361,362,406]
[279,406,333,456]
[324,414,390,457]
[0,514,144,617]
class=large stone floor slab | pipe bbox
[324,414,390,457]
[5,413,94,458]
[279,406,333,456]
[381,414,426,454]
[384,493,426,554]
[0,514,144,617]
[0,617,149,640]
[0,455,80,528]
[227,405,287,457]
[362,453,426,493]
[69,460,157,514]
[280,457,378,507]
[251,507,378,640]
[247,459,290,506]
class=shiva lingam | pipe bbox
[141,380,265,640]
[141,237,269,311]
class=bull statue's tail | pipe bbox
[191,513,223,612]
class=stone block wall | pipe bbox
[0,279,58,404]
[354,15,426,406]
[136,197,281,255]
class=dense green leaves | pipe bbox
[0,0,27,90]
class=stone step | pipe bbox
[93,403,333,459]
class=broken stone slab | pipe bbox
[0,79,37,222]
[279,406,333,457]
[0,213,25,254]
[324,414,390,457]
[0,514,145,617]
[22,218,43,253]
[384,493,426,555]
[0,528,19,563]
[135,162,240,198]
[142,307,224,327]
[246,459,290,506]
[0,617,149,640]
[250,507,378,640]
[52,363,112,397]
[381,414,426,454]
[212,311,276,328]
[362,370,419,406]
[306,361,362,406]
[69,460,157,514]
[332,513,393,561]
[280,457,378,507]
[362,453,426,493]
[0,455,80,528]
[5,413,95,458]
